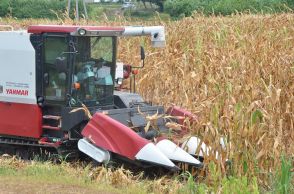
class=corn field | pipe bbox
[136,14,294,189]
[1,13,293,191]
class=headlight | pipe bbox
[78,28,87,36]
[116,78,123,85]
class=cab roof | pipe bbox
[28,25,125,34]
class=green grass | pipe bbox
[274,156,293,194]
[0,157,172,194]
[0,156,292,193]
[0,162,88,186]
[0,160,140,193]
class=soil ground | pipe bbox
[0,176,117,194]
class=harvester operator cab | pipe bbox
[40,32,117,108]
[28,25,165,109]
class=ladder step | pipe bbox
[42,125,61,131]
[43,115,61,120]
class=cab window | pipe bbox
[43,36,68,101]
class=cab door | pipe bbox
[42,35,69,104]
[41,35,70,135]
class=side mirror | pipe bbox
[140,46,145,60]
[131,47,145,70]
[37,96,44,107]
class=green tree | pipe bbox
[0,0,89,19]
[137,0,165,12]
[164,0,197,18]
[164,0,294,18]
[151,0,165,12]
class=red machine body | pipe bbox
[0,102,42,138]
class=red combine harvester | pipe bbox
[0,25,212,171]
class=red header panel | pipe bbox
[28,25,125,34]
[81,113,149,160]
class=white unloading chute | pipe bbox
[122,26,166,48]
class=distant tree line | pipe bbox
[164,0,294,18]
[136,0,294,18]
[0,0,88,19]
[0,0,293,19]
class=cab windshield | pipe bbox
[72,36,115,106]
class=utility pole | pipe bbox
[67,0,88,20]
[67,0,71,15]
[83,0,88,19]
[75,0,79,20]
